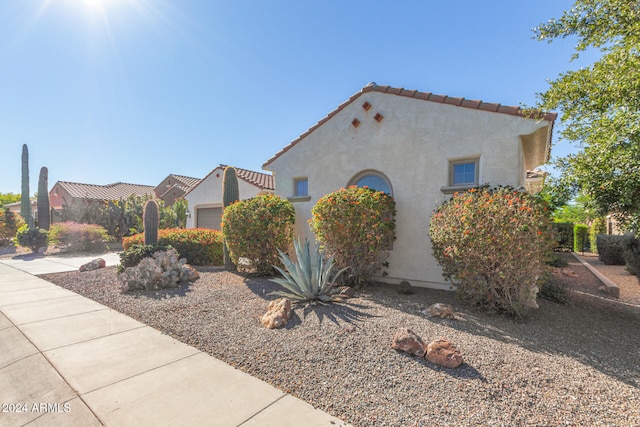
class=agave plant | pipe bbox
[270,237,348,305]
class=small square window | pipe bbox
[294,178,308,197]
[450,160,478,186]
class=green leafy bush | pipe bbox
[123,228,223,266]
[118,244,172,273]
[589,217,607,254]
[552,222,574,252]
[15,225,49,252]
[0,208,24,246]
[429,186,555,317]
[621,235,640,276]
[222,195,295,276]
[538,274,569,304]
[573,224,590,252]
[596,235,626,265]
[309,186,396,287]
[49,222,112,252]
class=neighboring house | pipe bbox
[154,174,201,206]
[49,181,156,221]
[263,83,556,289]
[184,165,274,230]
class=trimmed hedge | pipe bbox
[596,234,626,265]
[123,228,223,266]
[573,224,589,252]
[621,235,640,276]
[589,217,607,254]
[553,222,574,252]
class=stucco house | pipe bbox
[184,165,274,230]
[263,83,556,289]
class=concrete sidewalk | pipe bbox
[0,254,349,427]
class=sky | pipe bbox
[0,0,601,195]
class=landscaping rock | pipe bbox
[260,298,292,329]
[79,258,106,272]
[117,249,198,292]
[425,338,464,368]
[391,328,426,357]
[337,286,356,298]
[426,303,456,319]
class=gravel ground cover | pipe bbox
[40,265,640,426]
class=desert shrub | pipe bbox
[573,224,590,252]
[538,274,569,304]
[222,195,295,276]
[309,186,396,287]
[589,217,607,254]
[429,186,555,317]
[0,208,24,246]
[123,228,223,266]
[15,225,49,252]
[547,253,568,268]
[49,222,112,252]
[118,244,172,273]
[596,234,626,265]
[621,235,640,276]
[552,222,574,252]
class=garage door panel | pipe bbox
[196,208,222,230]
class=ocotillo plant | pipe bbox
[21,144,32,228]
[222,166,239,270]
[143,199,159,246]
[37,167,51,230]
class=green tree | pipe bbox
[534,0,640,228]
[0,193,20,208]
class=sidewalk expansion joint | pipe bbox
[237,394,288,426]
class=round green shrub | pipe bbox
[429,186,555,317]
[16,225,49,253]
[309,186,396,287]
[123,228,223,266]
[221,195,295,276]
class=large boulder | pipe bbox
[425,338,464,368]
[260,298,292,329]
[391,328,426,358]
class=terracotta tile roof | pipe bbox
[185,165,274,197]
[154,174,201,195]
[220,165,275,190]
[263,83,557,168]
[55,181,156,201]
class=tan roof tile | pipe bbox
[56,181,156,201]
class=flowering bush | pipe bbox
[221,195,295,276]
[309,186,396,287]
[49,222,112,252]
[123,228,223,266]
[429,186,554,317]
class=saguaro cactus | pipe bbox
[20,144,32,228]
[222,166,239,270]
[37,167,51,230]
[143,199,159,246]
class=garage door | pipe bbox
[196,207,223,230]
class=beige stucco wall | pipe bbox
[265,91,553,289]
[185,167,272,229]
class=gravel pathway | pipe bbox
[40,267,640,426]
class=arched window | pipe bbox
[349,171,393,196]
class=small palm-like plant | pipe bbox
[270,238,348,305]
